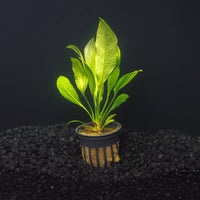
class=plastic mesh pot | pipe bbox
[75,122,121,168]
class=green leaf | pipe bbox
[116,46,121,70]
[99,83,104,103]
[67,45,84,60]
[113,70,143,96]
[84,37,96,72]
[108,94,129,114]
[71,57,88,95]
[107,46,121,94]
[84,63,97,98]
[56,76,82,106]
[107,66,120,94]
[102,114,116,128]
[66,120,88,127]
[95,17,118,85]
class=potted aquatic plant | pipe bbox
[57,17,142,168]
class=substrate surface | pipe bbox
[0,123,200,200]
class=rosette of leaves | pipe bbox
[57,17,142,132]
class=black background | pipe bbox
[0,0,200,136]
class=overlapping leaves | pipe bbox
[56,17,142,131]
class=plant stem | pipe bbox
[80,104,93,120]
[101,93,117,123]
[83,94,94,120]
[93,84,102,130]
[100,92,110,116]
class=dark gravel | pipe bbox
[0,123,200,200]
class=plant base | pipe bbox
[81,142,120,167]
[75,122,121,168]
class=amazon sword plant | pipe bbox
[56,17,142,132]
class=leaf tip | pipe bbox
[98,17,107,25]
[57,75,63,83]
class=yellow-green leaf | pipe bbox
[108,94,129,114]
[107,46,121,94]
[95,17,118,85]
[56,76,82,106]
[84,37,96,72]
[67,45,84,60]
[71,57,88,94]
[99,83,104,103]
[113,70,143,96]
[103,114,116,128]
[84,63,97,99]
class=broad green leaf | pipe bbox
[113,70,143,96]
[116,46,121,70]
[57,18,143,131]
[84,63,97,99]
[56,76,82,106]
[99,83,104,103]
[84,37,96,72]
[95,17,118,85]
[107,66,120,94]
[67,45,84,60]
[108,94,129,114]
[102,114,116,128]
[71,57,88,94]
[107,46,121,94]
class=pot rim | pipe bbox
[75,121,122,138]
